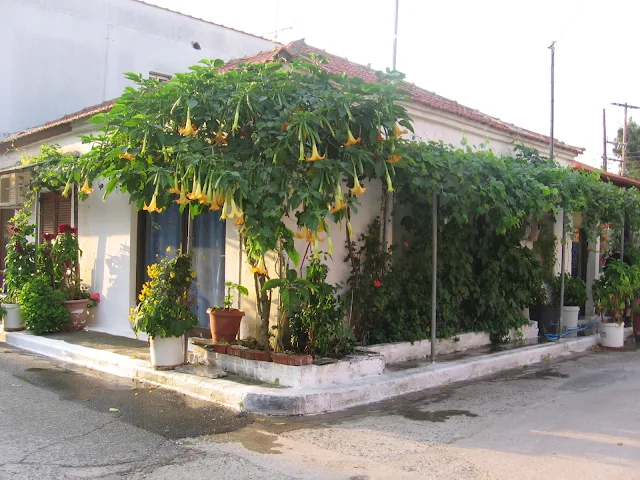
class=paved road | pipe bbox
[1,343,639,480]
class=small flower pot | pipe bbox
[63,299,91,331]
[206,308,245,343]
[149,335,185,369]
[1,303,25,332]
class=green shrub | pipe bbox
[551,274,587,307]
[19,276,69,334]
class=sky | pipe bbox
[144,0,640,170]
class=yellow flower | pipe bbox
[213,128,228,146]
[209,191,224,211]
[350,176,366,196]
[393,123,409,138]
[178,108,198,136]
[250,257,268,276]
[170,272,176,278]
[175,189,190,205]
[233,215,245,226]
[80,178,94,195]
[143,194,163,214]
[166,246,172,252]
[344,128,361,146]
[167,177,180,194]
[295,227,308,239]
[119,152,136,161]
[329,199,347,214]
[190,271,197,278]
[386,154,401,164]
[305,143,326,162]
[187,180,203,200]
[198,193,211,205]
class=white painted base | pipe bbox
[1,304,24,331]
[358,322,539,364]
[149,336,185,368]
[599,323,625,349]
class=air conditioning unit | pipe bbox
[0,171,30,207]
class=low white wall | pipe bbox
[192,345,386,388]
[78,190,139,339]
[357,321,539,364]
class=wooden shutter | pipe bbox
[40,193,73,235]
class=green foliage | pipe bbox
[130,254,198,338]
[291,259,355,358]
[18,275,69,334]
[4,209,37,303]
[613,118,640,179]
[220,281,249,310]
[592,259,640,323]
[550,274,587,307]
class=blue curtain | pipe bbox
[191,211,226,328]
[144,203,182,273]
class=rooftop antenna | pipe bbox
[269,0,293,42]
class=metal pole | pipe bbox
[622,103,628,176]
[549,41,556,159]
[603,108,608,172]
[392,0,399,70]
[431,192,437,363]
[621,220,625,262]
[557,210,566,340]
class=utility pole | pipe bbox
[549,42,556,159]
[392,0,400,70]
[602,108,608,171]
[611,102,640,176]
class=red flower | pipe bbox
[57,224,78,234]
[90,293,101,304]
[14,241,23,253]
[42,233,57,242]
[373,280,382,288]
[403,241,409,248]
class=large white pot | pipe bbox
[149,335,185,369]
[600,322,625,349]
[1,303,25,332]
[561,306,580,337]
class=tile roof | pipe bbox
[240,40,584,155]
[0,99,115,146]
[569,160,640,189]
[1,40,584,157]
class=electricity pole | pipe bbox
[602,108,608,171]
[611,102,640,176]
[392,0,399,70]
[549,42,555,159]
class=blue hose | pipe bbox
[543,316,598,341]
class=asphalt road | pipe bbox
[1,343,639,479]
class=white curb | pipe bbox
[1,329,598,416]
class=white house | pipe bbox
[0,0,274,140]
[0,40,586,340]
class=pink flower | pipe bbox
[373,280,382,288]
[403,241,409,248]
[90,293,101,304]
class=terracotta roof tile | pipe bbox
[569,160,640,189]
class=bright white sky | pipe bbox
[145,0,640,170]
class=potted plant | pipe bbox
[551,274,587,336]
[528,281,560,336]
[1,209,37,332]
[592,259,640,349]
[130,254,198,369]
[206,281,248,342]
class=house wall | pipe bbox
[0,0,274,139]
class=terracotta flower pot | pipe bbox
[63,299,91,331]
[206,308,245,342]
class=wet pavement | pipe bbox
[1,342,640,479]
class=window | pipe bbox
[149,71,172,83]
[40,192,72,235]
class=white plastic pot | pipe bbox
[600,322,625,349]
[149,335,185,369]
[1,303,25,332]
[561,306,580,337]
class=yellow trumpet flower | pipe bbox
[80,179,94,195]
[167,177,180,194]
[386,154,402,164]
[199,193,211,205]
[344,129,361,147]
[250,257,268,276]
[187,179,203,200]
[350,176,366,196]
[385,171,395,193]
[119,152,136,161]
[305,143,326,162]
[329,199,347,214]
[178,108,198,136]
[213,128,228,146]
[143,194,163,213]
[209,191,224,211]
[393,123,409,138]
[233,215,245,226]
[295,227,308,239]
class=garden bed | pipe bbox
[356,321,539,364]
[190,342,385,388]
